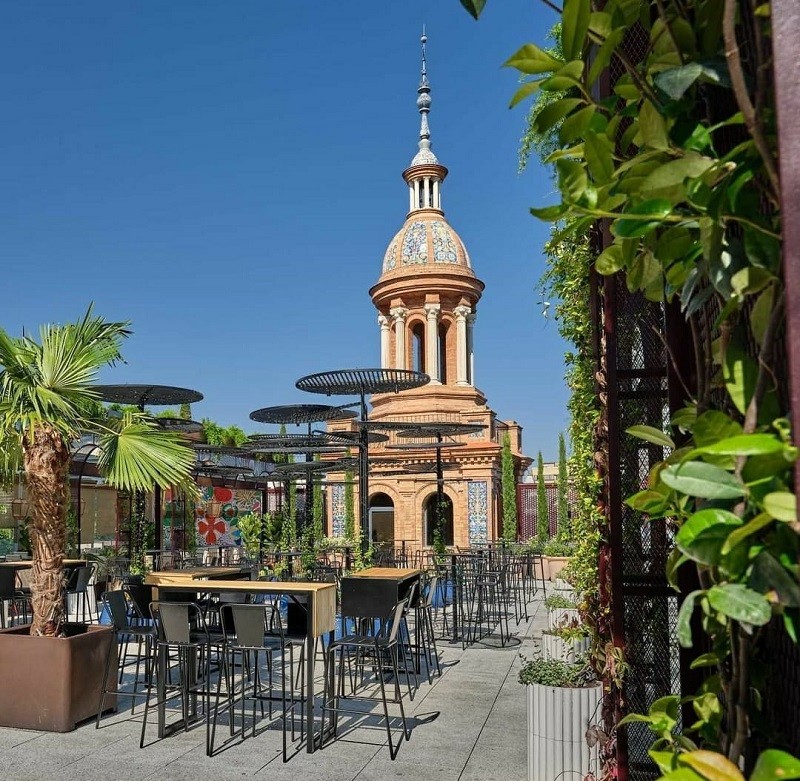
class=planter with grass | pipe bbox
[520,657,601,781]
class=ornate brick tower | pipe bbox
[327,34,528,549]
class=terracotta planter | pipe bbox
[527,681,602,781]
[0,623,117,732]
[544,556,571,582]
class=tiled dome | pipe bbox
[381,212,473,277]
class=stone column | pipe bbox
[424,303,441,383]
[378,314,390,368]
[433,179,440,209]
[423,178,430,208]
[467,312,476,386]
[413,180,420,210]
[454,305,471,386]
[390,306,408,369]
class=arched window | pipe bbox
[369,492,395,544]
[438,322,449,384]
[411,322,425,374]
[424,493,453,547]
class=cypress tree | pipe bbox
[501,432,518,542]
[536,451,549,543]
[557,433,569,540]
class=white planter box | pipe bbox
[554,578,575,594]
[548,607,580,630]
[541,633,591,664]
[527,681,602,781]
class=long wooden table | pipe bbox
[144,575,337,753]
[146,566,249,581]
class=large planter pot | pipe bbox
[541,633,591,663]
[544,556,571,582]
[548,607,581,629]
[0,623,117,732]
[527,681,602,781]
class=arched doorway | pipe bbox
[369,492,395,544]
[423,493,453,547]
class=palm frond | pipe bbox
[95,412,197,495]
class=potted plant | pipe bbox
[87,546,125,603]
[541,618,590,663]
[519,656,602,781]
[0,307,196,731]
[541,537,574,581]
[544,592,581,629]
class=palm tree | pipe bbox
[0,307,196,637]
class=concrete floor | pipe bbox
[0,591,548,781]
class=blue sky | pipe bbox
[1,1,569,460]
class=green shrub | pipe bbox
[544,593,579,610]
[518,656,593,687]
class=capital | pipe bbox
[424,303,441,320]
[453,305,471,322]
[390,306,409,323]
[377,314,390,329]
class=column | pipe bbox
[433,179,440,209]
[408,184,415,213]
[454,305,471,386]
[423,178,430,208]
[390,306,408,369]
[378,314,390,368]
[424,303,441,383]
[467,312,476,386]
[413,180,420,210]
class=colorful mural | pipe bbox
[195,486,262,547]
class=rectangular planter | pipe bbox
[544,556,571,582]
[548,607,581,630]
[0,623,117,732]
[527,681,602,781]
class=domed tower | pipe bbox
[326,35,529,550]
[369,33,486,419]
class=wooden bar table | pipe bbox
[145,574,337,753]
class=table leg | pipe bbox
[157,643,167,738]
[305,593,315,753]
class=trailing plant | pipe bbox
[556,432,570,539]
[501,432,518,542]
[343,467,355,540]
[546,618,590,643]
[201,419,248,448]
[236,512,263,558]
[312,458,324,542]
[536,451,549,543]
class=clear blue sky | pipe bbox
[1,1,569,461]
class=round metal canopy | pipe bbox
[396,422,485,438]
[272,458,359,475]
[249,445,348,456]
[354,419,446,431]
[246,433,347,449]
[249,404,358,425]
[319,429,389,444]
[191,443,250,456]
[94,384,203,407]
[386,441,464,450]
[156,417,204,434]
[296,369,429,397]
[194,463,254,476]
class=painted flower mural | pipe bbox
[194,486,262,547]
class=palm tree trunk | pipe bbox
[22,425,70,637]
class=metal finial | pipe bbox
[410,28,438,166]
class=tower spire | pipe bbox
[412,29,438,166]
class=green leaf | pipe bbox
[540,60,585,91]
[693,411,742,447]
[744,226,781,271]
[639,101,669,150]
[626,424,675,449]
[721,512,773,554]
[667,547,689,590]
[459,0,487,19]
[641,153,714,194]
[655,62,704,99]
[626,489,670,516]
[649,751,678,774]
[751,286,775,347]
[690,651,723,668]
[588,28,626,85]
[677,590,703,647]
[706,583,772,625]
[723,341,758,416]
[659,768,707,781]
[661,462,745,499]
[533,98,584,135]
[731,266,774,297]
[750,551,800,607]
[504,43,563,75]
[561,0,591,61]
[680,750,745,781]
[697,434,785,457]
[557,158,588,202]
[508,80,541,109]
[671,405,698,432]
[560,106,596,144]
[530,203,568,221]
[584,131,615,183]
[612,199,673,239]
[676,508,743,565]
[595,244,625,275]
[751,750,800,781]
[763,492,797,522]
